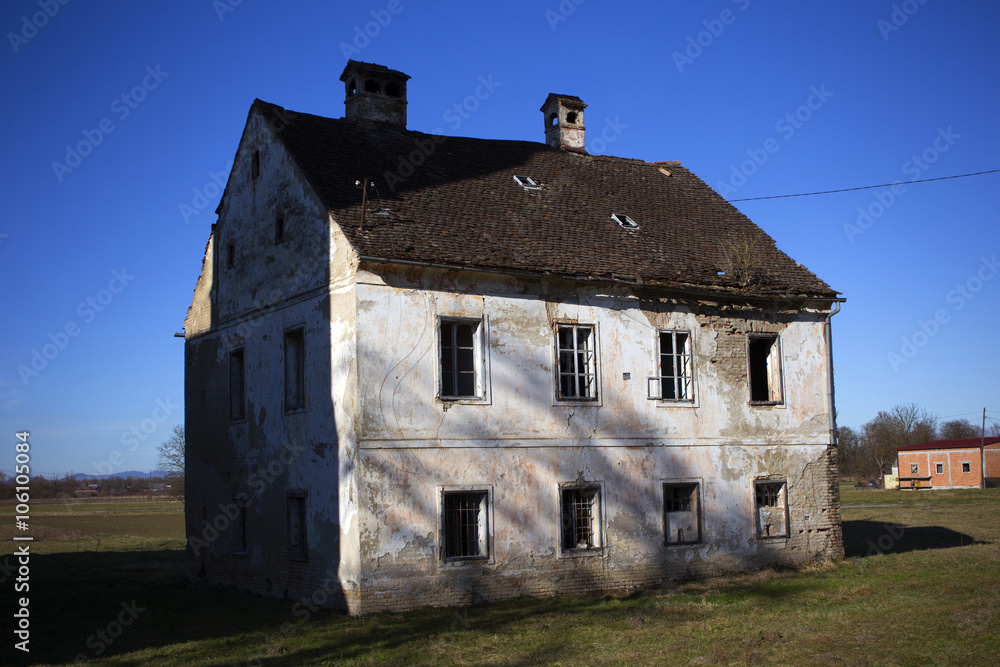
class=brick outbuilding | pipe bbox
[896,437,1000,489]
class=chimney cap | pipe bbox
[540,93,587,112]
[340,60,411,83]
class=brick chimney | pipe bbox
[340,60,410,127]
[541,93,587,152]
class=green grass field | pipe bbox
[1,487,998,666]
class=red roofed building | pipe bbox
[896,438,1000,489]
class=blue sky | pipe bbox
[1,0,998,477]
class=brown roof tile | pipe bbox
[254,99,839,299]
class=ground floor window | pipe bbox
[287,492,307,560]
[561,485,602,551]
[442,490,489,560]
[754,479,788,538]
[663,482,701,544]
[961,461,971,473]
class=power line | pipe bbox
[728,168,1000,202]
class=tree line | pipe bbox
[837,403,999,481]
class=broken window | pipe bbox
[962,462,971,473]
[611,213,638,229]
[650,331,693,401]
[556,325,597,401]
[754,479,788,538]
[442,490,489,560]
[935,462,944,474]
[251,149,260,180]
[229,348,245,422]
[439,319,483,399]
[275,211,285,244]
[284,329,305,412]
[561,486,602,551]
[748,335,783,404]
[232,499,247,553]
[287,492,307,560]
[663,483,701,545]
[910,463,919,474]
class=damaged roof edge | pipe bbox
[357,255,845,306]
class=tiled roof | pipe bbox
[254,100,839,299]
[897,437,1000,452]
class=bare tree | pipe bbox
[860,403,937,475]
[157,424,185,498]
[940,418,980,439]
[836,426,867,479]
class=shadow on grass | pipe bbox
[12,548,666,666]
[842,520,986,558]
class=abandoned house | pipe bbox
[184,60,845,614]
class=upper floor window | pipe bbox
[556,324,597,401]
[275,211,285,244]
[229,348,245,422]
[748,334,783,404]
[251,149,260,180]
[650,331,693,401]
[284,329,305,412]
[439,319,485,400]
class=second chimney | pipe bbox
[340,60,410,127]
[541,93,587,152]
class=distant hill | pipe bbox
[71,471,172,480]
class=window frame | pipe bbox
[229,347,245,423]
[910,463,919,474]
[558,482,605,556]
[284,327,306,413]
[439,485,493,564]
[661,480,703,546]
[275,210,285,244]
[554,323,600,403]
[935,462,944,475]
[437,316,489,403]
[286,491,308,561]
[232,497,248,555]
[753,478,789,540]
[747,334,784,405]
[649,330,696,404]
[961,461,972,474]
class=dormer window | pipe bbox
[611,214,638,229]
[513,175,541,190]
